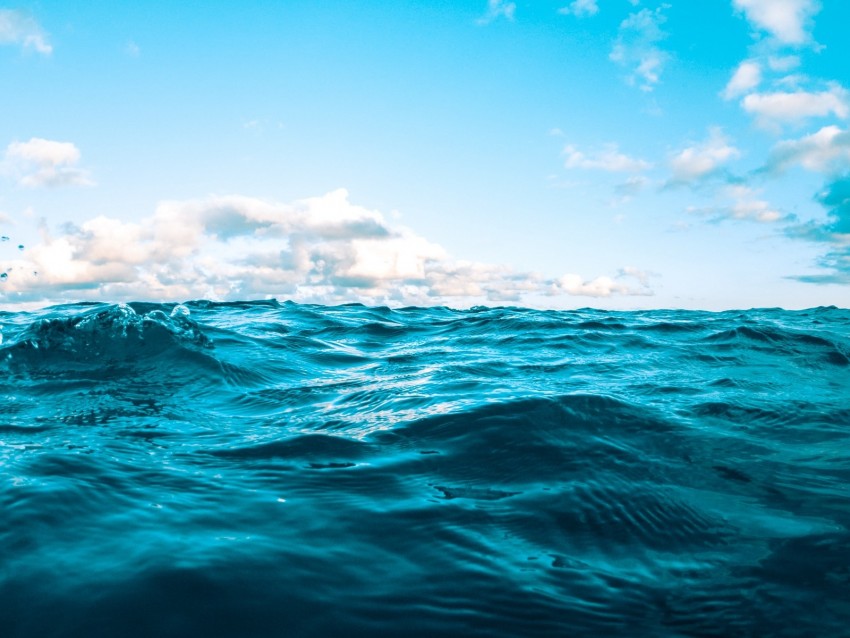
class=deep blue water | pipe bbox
[1,301,849,637]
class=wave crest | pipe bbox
[1,303,212,370]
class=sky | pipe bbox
[1,0,849,310]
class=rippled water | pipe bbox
[1,301,849,637]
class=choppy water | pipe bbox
[1,301,849,637]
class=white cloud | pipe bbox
[558,0,599,18]
[125,41,140,57]
[0,9,51,55]
[741,84,850,128]
[617,265,653,286]
[766,125,850,174]
[0,190,653,306]
[768,55,801,72]
[614,175,649,197]
[564,143,651,172]
[728,199,783,223]
[669,129,740,183]
[722,61,762,100]
[609,6,670,92]
[688,185,785,224]
[732,0,821,46]
[548,273,651,298]
[2,138,94,188]
[477,0,516,25]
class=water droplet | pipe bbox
[0,236,8,242]
[0,273,7,281]
[17,245,24,251]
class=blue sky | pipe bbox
[1,0,849,309]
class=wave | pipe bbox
[1,303,211,368]
[1,301,849,636]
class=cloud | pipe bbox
[765,126,850,175]
[741,84,850,128]
[786,174,850,283]
[609,6,670,92]
[558,0,599,18]
[549,274,636,298]
[668,129,740,184]
[3,138,94,188]
[614,176,649,197]
[617,265,655,286]
[0,189,653,305]
[687,185,785,224]
[564,143,651,172]
[732,0,821,46]
[722,61,762,100]
[768,55,801,72]
[477,0,516,25]
[0,9,51,55]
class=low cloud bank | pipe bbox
[0,189,652,306]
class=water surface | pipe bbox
[2,301,849,636]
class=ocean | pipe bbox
[1,300,849,637]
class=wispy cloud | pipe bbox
[0,9,51,55]
[732,0,821,46]
[563,143,651,172]
[741,84,850,129]
[722,60,762,100]
[768,55,801,72]
[0,190,653,305]
[558,0,599,18]
[687,185,786,224]
[668,128,740,185]
[549,273,637,298]
[614,176,649,198]
[786,174,850,283]
[2,138,94,188]
[765,126,850,174]
[477,0,516,25]
[609,5,670,92]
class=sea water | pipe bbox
[1,301,849,637]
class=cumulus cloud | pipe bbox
[0,9,51,55]
[765,126,850,174]
[477,0,516,25]
[609,6,670,92]
[558,0,599,18]
[0,189,653,306]
[732,0,821,46]
[741,84,850,128]
[668,129,740,184]
[2,138,94,188]
[564,143,651,172]
[722,61,762,100]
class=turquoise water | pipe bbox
[1,301,849,637]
